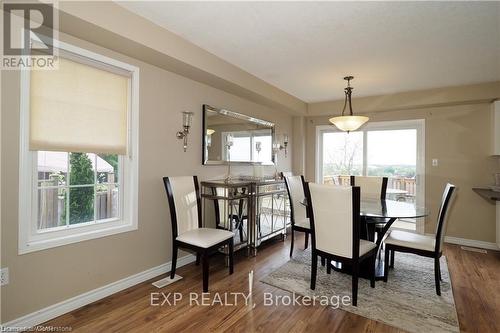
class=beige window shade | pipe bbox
[30,56,130,155]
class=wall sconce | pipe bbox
[255,141,262,155]
[283,134,289,157]
[176,111,194,152]
[206,128,215,147]
[224,133,234,183]
[272,134,289,158]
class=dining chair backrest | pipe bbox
[213,187,226,225]
[283,175,308,227]
[306,183,361,259]
[434,183,456,254]
[351,176,388,200]
[163,176,202,238]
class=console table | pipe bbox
[201,178,289,256]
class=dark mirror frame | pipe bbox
[202,104,276,165]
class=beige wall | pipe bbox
[308,82,500,116]
[305,103,500,242]
[0,32,292,322]
[291,117,306,175]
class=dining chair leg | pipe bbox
[290,228,295,257]
[202,252,210,292]
[370,254,376,288]
[389,249,395,268]
[304,232,309,250]
[228,239,234,275]
[327,259,331,274]
[437,256,442,281]
[352,262,359,307]
[238,222,244,243]
[434,257,441,296]
[383,247,390,282]
[170,243,178,279]
[321,256,325,266]
[310,251,318,290]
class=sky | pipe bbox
[323,129,417,166]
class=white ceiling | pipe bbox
[119,1,500,103]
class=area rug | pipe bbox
[261,249,459,333]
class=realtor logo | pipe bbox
[2,1,58,69]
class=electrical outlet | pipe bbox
[432,159,439,167]
[1,267,9,286]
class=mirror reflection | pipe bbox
[203,105,275,165]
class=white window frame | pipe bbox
[18,39,140,254]
[316,119,425,233]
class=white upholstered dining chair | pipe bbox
[383,183,456,296]
[350,176,388,200]
[163,176,235,292]
[351,176,389,243]
[306,183,377,306]
[283,175,310,257]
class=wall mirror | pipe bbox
[202,104,275,165]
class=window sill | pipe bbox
[18,220,137,255]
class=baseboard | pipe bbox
[444,236,499,251]
[1,254,196,330]
[422,233,498,251]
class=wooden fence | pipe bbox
[38,182,118,229]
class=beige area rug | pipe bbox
[261,249,459,333]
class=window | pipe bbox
[230,134,252,161]
[37,151,120,230]
[19,40,139,254]
[222,130,273,163]
[316,120,425,232]
[321,131,363,178]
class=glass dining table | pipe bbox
[301,198,429,280]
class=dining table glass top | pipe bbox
[360,198,428,219]
[301,198,429,220]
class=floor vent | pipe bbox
[152,275,183,288]
[460,246,487,254]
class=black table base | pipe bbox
[329,217,397,281]
[329,252,388,281]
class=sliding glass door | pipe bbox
[317,120,425,232]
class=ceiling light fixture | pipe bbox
[329,76,369,132]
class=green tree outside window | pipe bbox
[69,153,94,224]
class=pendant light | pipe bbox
[329,76,369,132]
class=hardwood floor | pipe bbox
[42,234,500,332]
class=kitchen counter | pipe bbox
[472,187,500,201]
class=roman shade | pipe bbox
[29,56,130,154]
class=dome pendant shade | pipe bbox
[329,115,369,132]
[329,76,369,132]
